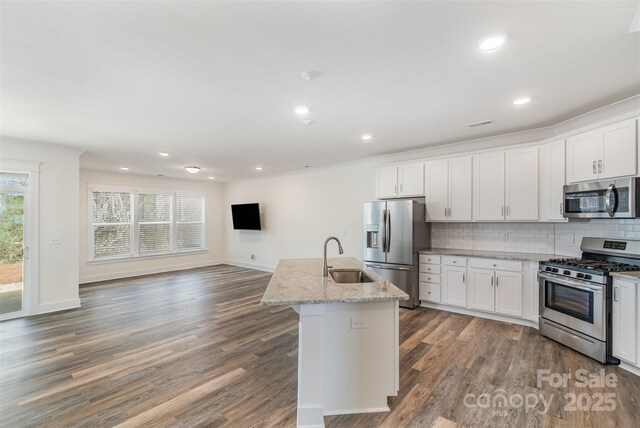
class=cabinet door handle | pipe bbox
[496,276,499,287]
[400,184,403,193]
[593,160,597,174]
[560,202,564,215]
[462,273,466,283]
[501,206,504,217]
[598,160,602,174]
[491,276,494,287]
[448,208,451,217]
[506,206,510,217]
[614,287,618,302]
[394,184,397,194]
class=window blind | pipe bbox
[138,193,171,254]
[176,196,204,250]
[92,191,133,258]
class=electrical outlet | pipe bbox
[49,236,62,245]
[351,318,368,329]
[339,228,347,237]
[250,254,256,260]
[502,232,509,240]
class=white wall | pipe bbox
[0,138,81,313]
[79,169,225,283]
[224,161,378,270]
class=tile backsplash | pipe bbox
[430,219,640,257]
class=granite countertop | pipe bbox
[418,248,557,263]
[260,257,409,306]
[610,271,640,281]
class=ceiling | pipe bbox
[1,1,639,181]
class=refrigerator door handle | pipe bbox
[382,209,388,253]
[386,209,391,253]
[366,264,411,271]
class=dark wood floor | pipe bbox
[1,265,639,427]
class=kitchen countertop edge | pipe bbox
[418,248,557,263]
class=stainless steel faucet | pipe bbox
[322,236,344,277]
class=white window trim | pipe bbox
[88,184,206,262]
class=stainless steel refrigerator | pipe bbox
[363,200,430,308]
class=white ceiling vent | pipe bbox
[467,120,494,128]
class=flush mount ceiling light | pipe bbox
[184,166,201,174]
[120,166,130,171]
[300,70,321,81]
[255,167,263,171]
[477,33,507,52]
[159,151,171,157]
[208,176,215,180]
[361,134,373,141]
[513,96,532,106]
[294,106,310,116]
[301,119,314,126]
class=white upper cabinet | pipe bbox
[375,162,424,199]
[567,118,638,183]
[425,156,472,221]
[567,130,599,182]
[376,166,399,198]
[424,159,449,221]
[505,147,539,221]
[474,148,538,221]
[473,152,505,221]
[539,140,567,221]
[600,118,638,179]
[398,163,425,196]
[448,157,473,221]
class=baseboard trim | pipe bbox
[420,302,538,329]
[618,361,640,377]
[38,298,81,314]
[224,259,275,272]
[80,260,224,284]
[323,406,390,416]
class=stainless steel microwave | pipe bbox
[563,177,640,219]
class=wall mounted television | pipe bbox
[231,203,262,230]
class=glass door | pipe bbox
[0,173,29,318]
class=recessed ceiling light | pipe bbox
[208,176,215,180]
[361,134,373,141]
[477,33,507,52]
[120,167,129,171]
[300,70,321,81]
[184,166,201,174]
[301,119,314,126]
[255,167,263,171]
[159,152,170,157]
[294,106,310,116]
[513,96,532,106]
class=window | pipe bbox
[89,186,205,261]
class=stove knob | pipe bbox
[576,273,584,279]
[552,268,559,273]
[563,270,571,275]
[546,267,552,272]
[584,274,592,280]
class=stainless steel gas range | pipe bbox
[538,237,640,363]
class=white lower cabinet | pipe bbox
[420,255,529,323]
[495,271,523,317]
[612,278,638,365]
[467,268,523,317]
[442,266,467,308]
[467,268,495,312]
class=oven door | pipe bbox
[538,271,605,340]
[563,178,636,219]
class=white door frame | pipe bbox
[0,159,40,320]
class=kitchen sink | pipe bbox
[329,269,375,284]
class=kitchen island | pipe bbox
[261,257,408,428]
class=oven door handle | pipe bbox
[538,271,603,293]
[604,184,616,218]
